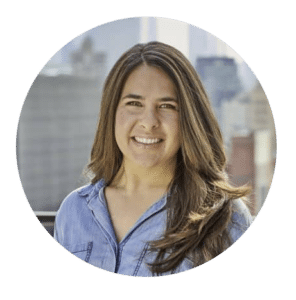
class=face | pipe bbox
[115,64,181,170]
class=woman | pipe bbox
[54,41,253,276]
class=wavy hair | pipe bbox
[86,42,250,275]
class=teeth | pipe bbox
[134,137,161,144]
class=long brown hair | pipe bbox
[86,42,250,275]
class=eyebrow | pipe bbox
[122,94,178,102]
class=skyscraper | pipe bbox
[226,82,276,215]
[196,57,243,123]
[18,36,107,214]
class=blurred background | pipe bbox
[17,17,276,236]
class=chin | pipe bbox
[134,156,176,170]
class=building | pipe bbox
[248,82,276,212]
[227,133,256,215]
[18,74,103,212]
[196,57,243,124]
[226,82,276,215]
[221,92,250,157]
[71,36,107,79]
[18,72,104,213]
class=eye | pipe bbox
[126,101,143,107]
[159,103,178,110]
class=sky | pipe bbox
[45,17,244,71]
[141,17,244,63]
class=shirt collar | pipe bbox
[77,178,105,202]
[78,178,168,245]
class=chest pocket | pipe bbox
[64,242,93,262]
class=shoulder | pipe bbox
[57,184,91,213]
[228,198,253,243]
[56,179,105,214]
[54,179,105,243]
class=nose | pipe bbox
[139,107,160,130]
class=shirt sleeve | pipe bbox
[53,189,79,245]
[54,213,61,243]
[53,184,93,247]
[228,199,253,244]
[54,203,64,244]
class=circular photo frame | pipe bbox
[17,17,276,277]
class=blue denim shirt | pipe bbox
[54,179,253,276]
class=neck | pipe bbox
[110,159,176,195]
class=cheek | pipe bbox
[171,122,180,136]
[168,116,181,150]
[165,114,180,138]
[115,109,124,128]
[115,109,133,141]
[115,108,128,130]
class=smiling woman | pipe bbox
[54,41,253,276]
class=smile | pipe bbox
[133,137,162,144]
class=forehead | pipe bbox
[121,64,177,97]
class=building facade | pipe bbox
[18,62,105,212]
[226,82,276,215]
[196,57,243,124]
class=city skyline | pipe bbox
[42,17,257,92]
